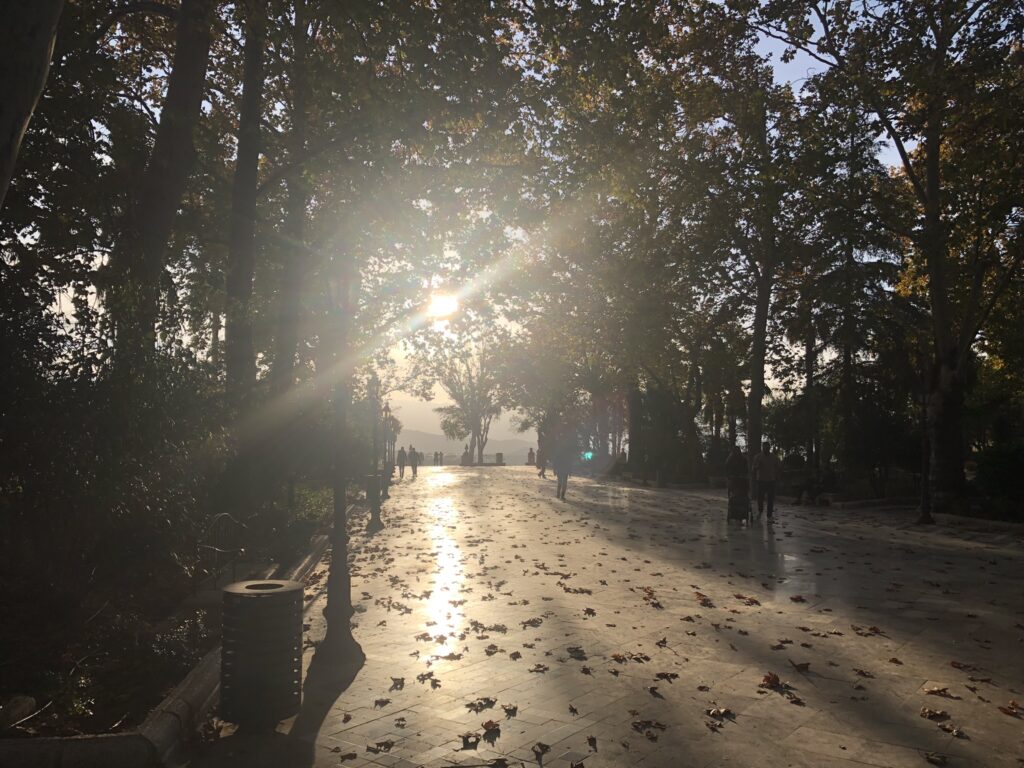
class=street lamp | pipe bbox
[316,273,362,667]
[380,401,392,500]
[367,374,383,531]
[369,374,381,474]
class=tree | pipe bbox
[0,0,65,212]
[428,331,503,465]
[749,0,1024,510]
[107,0,216,373]
[223,0,265,406]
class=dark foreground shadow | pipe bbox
[188,642,364,768]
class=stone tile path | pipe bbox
[190,466,1024,768]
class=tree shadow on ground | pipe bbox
[187,642,364,768]
[524,475,1020,762]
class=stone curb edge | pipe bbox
[0,520,339,768]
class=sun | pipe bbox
[427,293,459,318]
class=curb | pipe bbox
[0,525,337,768]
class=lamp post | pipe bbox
[367,375,383,530]
[370,374,380,475]
[317,273,362,665]
[381,401,392,500]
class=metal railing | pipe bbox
[193,512,247,594]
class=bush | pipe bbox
[975,439,1024,518]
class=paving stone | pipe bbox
[188,466,1024,767]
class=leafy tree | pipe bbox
[748,0,1024,510]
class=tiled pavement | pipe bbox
[189,466,1024,768]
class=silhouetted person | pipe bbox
[536,445,547,478]
[725,444,749,524]
[527,447,536,466]
[752,442,780,523]
[552,430,576,500]
[397,446,407,479]
[409,445,419,478]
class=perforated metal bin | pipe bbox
[220,580,303,727]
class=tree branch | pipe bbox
[91,1,178,46]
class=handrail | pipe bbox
[193,512,249,594]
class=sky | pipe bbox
[388,385,526,443]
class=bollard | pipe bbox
[220,580,303,729]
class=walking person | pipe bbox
[725,444,750,525]
[752,442,780,524]
[409,445,419,478]
[397,446,407,479]
[536,445,547,478]
[552,429,576,501]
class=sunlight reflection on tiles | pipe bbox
[425,495,464,653]
[426,470,459,488]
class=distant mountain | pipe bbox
[396,429,534,464]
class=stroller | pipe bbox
[727,473,752,525]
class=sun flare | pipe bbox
[427,293,459,318]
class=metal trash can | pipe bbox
[221,580,303,727]
[495,452,504,465]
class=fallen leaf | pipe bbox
[938,722,965,738]
[760,672,782,689]
[466,697,496,713]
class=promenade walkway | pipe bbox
[189,466,1024,768]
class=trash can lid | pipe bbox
[223,579,304,596]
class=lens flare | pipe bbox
[427,293,459,318]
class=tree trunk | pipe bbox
[110,0,215,371]
[804,310,816,474]
[921,105,966,514]
[209,306,222,366]
[727,392,738,446]
[747,272,771,456]
[271,0,310,395]
[917,373,934,524]
[713,394,723,442]
[224,0,265,406]
[0,0,64,213]
[627,385,643,470]
[927,356,966,514]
